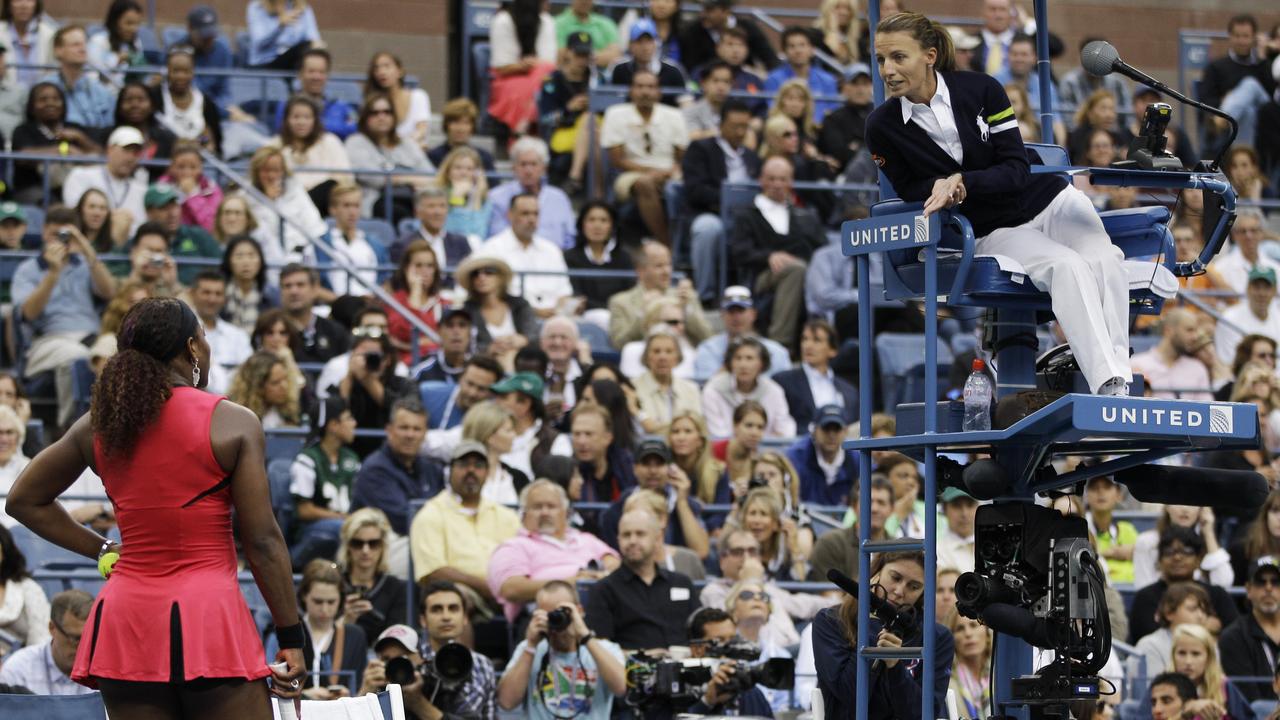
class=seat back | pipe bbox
[0,692,107,719]
[471,42,491,128]
[1026,142,1070,166]
[267,458,295,541]
[875,333,953,412]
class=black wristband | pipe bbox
[276,622,306,649]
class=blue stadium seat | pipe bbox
[1253,700,1278,719]
[357,219,396,249]
[267,457,295,541]
[233,30,250,67]
[20,204,43,246]
[265,432,305,462]
[471,42,490,129]
[70,357,94,417]
[232,75,291,122]
[875,333,954,412]
[329,79,364,106]
[577,320,620,364]
[1115,698,1143,720]
[397,217,419,237]
[239,574,275,639]
[0,692,107,719]
[160,24,186,49]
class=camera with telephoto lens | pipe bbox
[363,351,384,369]
[546,607,573,633]
[382,641,474,696]
[624,640,795,710]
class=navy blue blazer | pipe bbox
[864,70,1067,238]
[773,366,858,431]
[786,435,857,507]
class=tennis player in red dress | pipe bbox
[7,297,306,719]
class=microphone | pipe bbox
[1114,465,1268,512]
[1078,40,1237,169]
[1080,40,1159,86]
[980,603,1058,648]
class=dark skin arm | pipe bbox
[211,400,306,696]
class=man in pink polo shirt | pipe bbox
[487,479,620,622]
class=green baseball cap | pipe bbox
[491,371,545,400]
[1248,266,1277,287]
[940,486,975,504]
[144,182,180,209]
[0,201,26,223]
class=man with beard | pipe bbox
[585,508,699,650]
[488,480,619,622]
[1219,557,1280,701]
[409,441,519,617]
[1129,308,1217,401]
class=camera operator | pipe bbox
[496,580,626,718]
[685,608,774,718]
[361,581,496,719]
[813,550,953,720]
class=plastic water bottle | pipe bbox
[962,358,993,432]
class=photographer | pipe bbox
[496,580,626,717]
[812,550,954,720]
[361,624,443,720]
[359,582,496,719]
[335,317,417,457]
[685,608,774,717]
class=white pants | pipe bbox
[977,185,1131,393]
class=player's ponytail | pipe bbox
[877,12,957,73]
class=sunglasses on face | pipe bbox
[350,538,383,551]
[475,266,501,276]
[738,590,770,603]
[370,108,393,116]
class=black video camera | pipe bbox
[1118,102,1183,170]
[624,640,795,710]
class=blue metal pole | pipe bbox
[855,251,873,720]
[1034,0,1054,145]
[921,242,937,720]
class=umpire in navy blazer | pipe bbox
[864,12,1133,398]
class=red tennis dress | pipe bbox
[72,387,271,686]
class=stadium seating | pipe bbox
[0,692,107,719]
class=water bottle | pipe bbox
[962,358,993,432]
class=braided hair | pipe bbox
[92,297,200,458]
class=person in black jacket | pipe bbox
[683,100,760,304]
[1127,526,1239,644]
[1218,556,1280,702]
[1198,14,1276,151]
[819,63,875,173]
[679,0,778,75]
[729,156,827,349]
[609,18,687,100]
[866,12,1132,396]
[562,201,634,312]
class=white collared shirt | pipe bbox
[754,194,790,235]
[815,448,845,486]
[801,362,839,411]
[321,227,380,297]
[899,73,964,165]
[0,642,96,695]
[478,229,574,311]
[717,138,751,184]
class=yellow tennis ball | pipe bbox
[98,551,120,578]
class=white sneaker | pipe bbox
[1096,377,1130,396]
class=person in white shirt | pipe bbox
[308,183,381,299]
[62,126,148,236]
[1216,267,1280,364]
[189,271,252,394]
[0,589,98,696]
[1209,210,1278,295]
[599,69,689,247]
[936,487,978,574]
[480,193,573,317]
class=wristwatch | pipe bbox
[579,631,596,645]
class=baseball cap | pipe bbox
[144,182,180,209]
[1252,556,1280,584]
[107,126,145,148]
[845,62,872,82]
[567,31,593,55]
[814,404,846,429]
[630,18,658,42]
[451,440,489,463]
[491,371,545,400]
[721,285,753,310]
[636,438,672,463]
[940,486,975,504]
[0,201,26,223]
[187,5,219,40]
[373,624,419,654]
[441,306,473,324]
[1249,267,1277,287]
[1134,84,1161,100]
